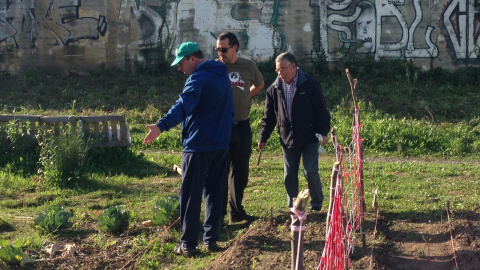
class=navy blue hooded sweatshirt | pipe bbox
[156,60,234,152]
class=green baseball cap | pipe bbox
[171,42,200,66]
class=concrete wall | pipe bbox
[0,0,478,74]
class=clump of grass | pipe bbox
[330,101,480,157]
[38,127,93,188]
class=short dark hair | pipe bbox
[217,32,239,52]
[276,52,297,66]
[184,50,204,60]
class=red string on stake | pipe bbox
[319,70,367,269]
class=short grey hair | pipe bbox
[275,52,297,66]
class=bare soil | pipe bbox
[7,207,479,270]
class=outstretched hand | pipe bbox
[143,124,162,144]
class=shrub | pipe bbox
[38,127,92,188]
[98,205,130,233]
[34,205,73,234]
[0,122,40,175]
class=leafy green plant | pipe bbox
[0,243,36,267]
[98,205,130,233]
[152,194,180,226]
[34,204,73,234]
[0,121,40,175]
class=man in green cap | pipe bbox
[144,41,234,256]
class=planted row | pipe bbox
[0,195,179,267]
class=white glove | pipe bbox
[315,133,326,154]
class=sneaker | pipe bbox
[311,206,321,211]
[205,242,221,252]
[230,211,256,223]
[174,243,197,257]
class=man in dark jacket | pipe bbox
[144,42,234,256]
[257,52,330,211]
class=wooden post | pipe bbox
[326,128,341,237]
[346,69,367,249]
[291,189,309,270]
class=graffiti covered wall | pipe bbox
[0,0,478,74]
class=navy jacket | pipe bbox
[157,60,234,152]
[259,68,330,149]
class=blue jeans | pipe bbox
[282,142,324,210]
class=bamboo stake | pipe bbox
[326,128,341,237]
[446,200,459,268]
[291,189,309,270]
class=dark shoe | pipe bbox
[205,242,221,252]
[311,206,321,211]
[174,243,197,257]
[230,212,256,223]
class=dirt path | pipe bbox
[206,210,480,270]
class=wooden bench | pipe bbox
[0,114,131,147]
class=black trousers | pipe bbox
[223,119,252,217]
[180,150,229,248]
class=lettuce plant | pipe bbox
[152,194,180,226]
[0,243,36,267]
[34,205,73,234]
[98,205,130,233]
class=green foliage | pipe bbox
[34,204,73,234]
[38,128,92,188]
[98,205,130,233]
[256,56,278,89]
[310,49,331,78]
[152,194,180,226]
[0,242,36,267]
[331,102,480,157]
[0,122,40,175]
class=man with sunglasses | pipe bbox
[216,32,265,224]
[144,41,234,256]
[258,52,330,212]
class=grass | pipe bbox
[1,61,479,268]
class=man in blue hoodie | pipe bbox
[144,42,234,256]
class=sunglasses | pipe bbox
[215,46,233,53]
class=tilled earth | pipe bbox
[8,208,479,270]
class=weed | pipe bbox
[38,127,92,188]
[90,233,118,250]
